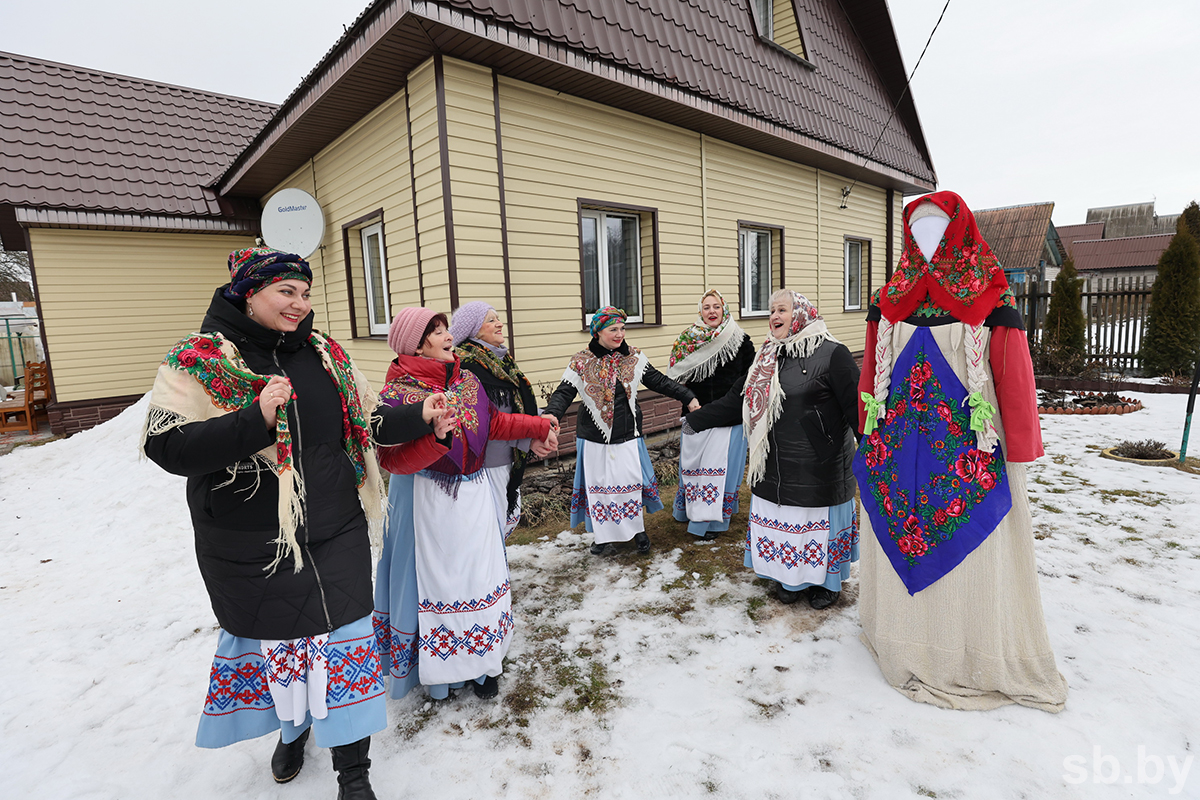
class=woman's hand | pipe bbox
[540,412,559,430]
[258,376,293,429]
[422,393,447,424]
[531,425,558,457]
[687,398,701,413]
[432,410,458,440]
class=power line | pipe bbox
[841,0,951,208]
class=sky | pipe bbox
[2,0,1197,226]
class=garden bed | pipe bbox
[1037,390,1143,415]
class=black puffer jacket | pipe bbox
[544,338,696,445]
[686,338,860,507]
[679,334,756,413]
[144,288,432,640]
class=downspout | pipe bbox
[309,157,328,332]
[886,188,895,281]
[700,134,709,288]
[815,170,822,301]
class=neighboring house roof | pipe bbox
[1055,222,1105,259]
[1085,201,1178,239]
[217,0,936,198]
[1071,234,1173,272]
[0,51,277,249]
[974,202,1059,273]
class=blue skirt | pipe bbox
[673,424,746,536]
[744,497,859,592]
[195,615,386,749]
[372,474,490,701]
[569,437,663,533]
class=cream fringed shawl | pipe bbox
[741,291,839,487]
[140,331,387,574]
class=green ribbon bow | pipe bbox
[861,391,883,435]
[966,391,996,433]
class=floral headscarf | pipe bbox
[742,291,838,486]
[589,306,626,337]
[877,191,1009,326]
[666,289,747,383]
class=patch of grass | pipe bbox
[395,703,439,740]
[1098,489,1169,506]
[916,788,938,798]
[1166,541,1183,549]
[1051,454,1070,465]
[1039,502,1064,514]
[563,660,614,714]
[1119,531,1141,539]
[747,596,767,622]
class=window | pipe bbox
[844,238,870,311]
[360,222,391,335]
[580,203,661,327]
[750,0,774,39]
[738,222,784,317]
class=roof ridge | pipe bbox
[975,201,1055,212]
[0,50,278,109]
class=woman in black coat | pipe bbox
[542,306,699,556]
[685,290,860,609]
[143,246,452,800]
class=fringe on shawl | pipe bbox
[666,323,745,383]
[744,324,839,488]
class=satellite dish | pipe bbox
[260,188,325,258]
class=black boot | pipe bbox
[474,674,499,699]
[589,542,617,556]
[634,532,651,554]
[271,727,310,783]
[776,584,803,605]
[809,587,840,610]
[331,737,377,800]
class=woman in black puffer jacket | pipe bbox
[685,290,860,609]
[143,246,452,800]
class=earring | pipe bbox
[247,305,254,316]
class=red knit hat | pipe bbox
[388,307,438,356]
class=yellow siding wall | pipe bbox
[773,1,807,60]
[259,55,893,396]
[263,69,422,384]
[30,228,254,402]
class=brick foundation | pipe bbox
[48,394,143,436]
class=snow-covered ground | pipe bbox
[2,394,1198,799]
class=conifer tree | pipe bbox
[1139,216,1200,376]
[1040,254,1086,374]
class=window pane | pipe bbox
[606,215,640,317]
[582,216,599,313]
[753,231,771,312]
[365,231,386,326]
[846,241,862,308]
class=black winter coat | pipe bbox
[679,334,756,412]
[686,338,860,507]
[544,339,696,445]
[144,288,433,640]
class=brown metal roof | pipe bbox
[974,202,1056,272]
[217,0,935,198]
[1071,234,1174,272]
[0,51,276,248]
[1055,222,1105,258]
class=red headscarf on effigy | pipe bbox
[877,191,1009,326]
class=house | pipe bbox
[4,0,936,436]
[973,202,1062,285]
[0,51,275,432]
[1069,234,1173,288]
[1055,222,1105,259]
[1085,201,1178,239]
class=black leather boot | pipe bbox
[331,737,377,800]
[271,727,310,783]
[634,532,650,553]
[809,587,840,610]
[474,674,499,699]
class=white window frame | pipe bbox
[582,209,644,326]
[739,226,774,317]
[360,222,391,336]
[844,238,865,312]
[751,0,774,39]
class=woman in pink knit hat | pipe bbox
[372,307,556,702]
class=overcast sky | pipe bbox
[3,0,1197,226]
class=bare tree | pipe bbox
[0,246,33,301]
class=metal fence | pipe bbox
[1011,275,1153,372]
[1,326,40,387]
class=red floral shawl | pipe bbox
[878,192,1009,326]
